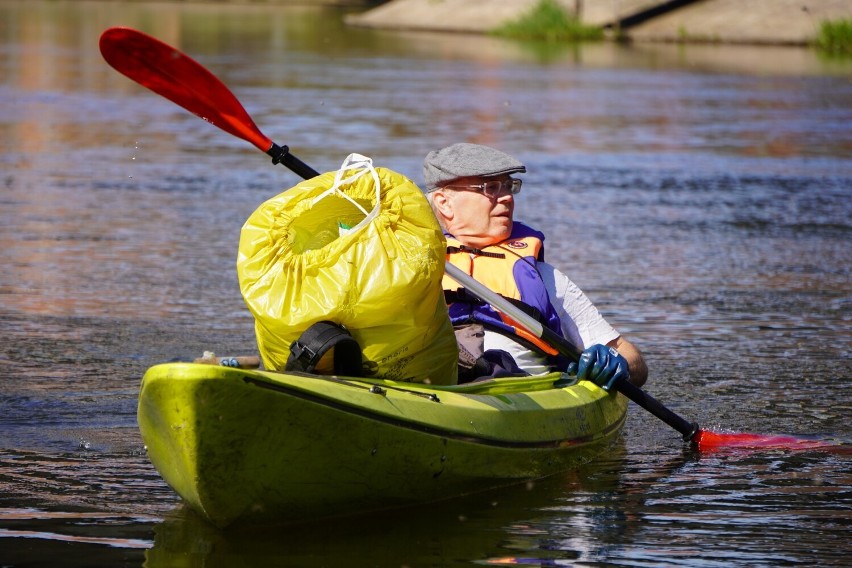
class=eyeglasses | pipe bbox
[445,178,522,198]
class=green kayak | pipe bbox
[138,362,628,527]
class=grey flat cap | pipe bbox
[423,143,525,190]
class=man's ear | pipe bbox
[431,190,454,220]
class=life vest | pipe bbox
[443,222,565,363]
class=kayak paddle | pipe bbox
[99,27,841,453]
[99,26,319,180]
[445,264,701,444]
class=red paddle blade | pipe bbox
[99,27,272,153]
[694,429,846,453]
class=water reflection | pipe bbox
[144,444,631,567]
[140,440,851,567]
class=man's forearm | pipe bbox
[609,336,648,387]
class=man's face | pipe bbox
[434,175,515,248]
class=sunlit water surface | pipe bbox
[1,1,850,566]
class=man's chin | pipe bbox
[494,220,513,238]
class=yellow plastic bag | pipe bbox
[237,153,458,385]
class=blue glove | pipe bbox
[567,344,630,391]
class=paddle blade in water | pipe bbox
[694,429,845,452]
[99,27,272,152]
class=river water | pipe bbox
[1,1,851,566]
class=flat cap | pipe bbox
[423,143,525,190]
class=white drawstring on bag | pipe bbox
[312,153,381,236]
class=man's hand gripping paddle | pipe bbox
[99,26,843,453]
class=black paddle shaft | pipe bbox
[267,143,319,179]
[618,380,699,441]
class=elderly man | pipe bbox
[424,142,647,388]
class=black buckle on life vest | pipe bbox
[444,287,485,306]
[447,245,505,259]
[285,321,363,376]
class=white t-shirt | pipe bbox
[482,262,619,375]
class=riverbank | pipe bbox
[346,0,852,46]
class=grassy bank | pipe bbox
[816,19,852,56]
[491,0,603,42]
